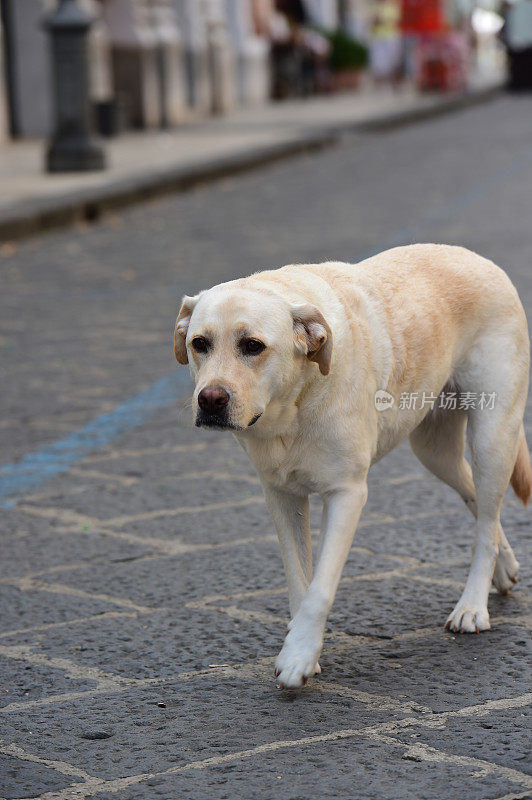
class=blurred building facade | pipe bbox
[0,0,371,142]
[0,0,494,145]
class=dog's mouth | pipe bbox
[195,412,262,431]
[195,416,240,431]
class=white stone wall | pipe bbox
[149,0,188,126]
[225,0,270,105]
[202,0,237,114]
[103,0,162,128]
[172,0,212,114]
[2,0,272,140]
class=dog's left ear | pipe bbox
[174,294,200,364]
[291,303,333,376]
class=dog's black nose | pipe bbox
[198,386,229,414]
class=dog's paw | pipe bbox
[445,603,490,634]
[274,630,322,689]
[492,553,519,595]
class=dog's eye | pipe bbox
[242,339,265,355]
[191,337,209,353]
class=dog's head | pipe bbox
[174,282,332,431]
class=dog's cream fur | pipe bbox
[174,244,531,689]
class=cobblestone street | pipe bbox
[1,94,531,800]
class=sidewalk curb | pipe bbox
[0,83,502,244]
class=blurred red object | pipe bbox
[400,0,446,34]
[415,32,469,92]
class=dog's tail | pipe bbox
[510,425,532,507]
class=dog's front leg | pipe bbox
[262,484,312,619]
[274,479,368,689]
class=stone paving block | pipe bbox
[365,476,463,520]
[324,624,531,712]
[82,410,206,457]
[0,681,403,783]
[110,503,272,548]
[20,477,261,523]
[0,656,97,709]
[75,453,254,491]
[414,560,532,599]
[0,514,151,580]
[34,539,286,607]
[88,734,522,800]
[33,609,278,678]
[229,572,455,637]
[393,708,532,774]
[329,575,527,638]
[0,585,121,635]
[0,754,74,800]
[83,434,246,477]
[356,506,529,565]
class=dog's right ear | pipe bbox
[174,294,199,364]
[291,303,333,376]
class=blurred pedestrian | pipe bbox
[399,0,446,84]
[270,0,330,98]
[369,0,401,86]
[500,0,532,90]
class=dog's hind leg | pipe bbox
[410,406,476,509]
[409,407,520,596]
[445,407,523,632]
[440,333,529,634]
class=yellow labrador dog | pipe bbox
[174,244,530,689]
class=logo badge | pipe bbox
[374,390,395,411]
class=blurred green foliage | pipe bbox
[327,29,369,71]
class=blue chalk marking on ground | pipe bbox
[0,371,191,507]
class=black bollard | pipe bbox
[45,0,105,172]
